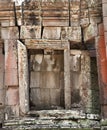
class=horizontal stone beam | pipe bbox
[25,39,69,50]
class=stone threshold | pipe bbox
[27,110,101,120]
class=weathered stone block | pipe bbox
[0,89,5,107]
[104,32,107,44]
[98,24,104,36]
[5,105,19,119]
[1,19,15,27]
[101,105,107,118]
[30,71,60,89]
[97,36,105,49]
[0,52,4,89]
[20,26,41,39]
[102,0,107,3]
[50,89,61,107]
[30,72,41,88]
[1,27,19,39]
[25,39,69,49]
[70,54,81,72]
[70,50,92,111]
[42,0,68,2]
[1,20,10,27]
[103,3,107,17]
[61,27,81,43]
[5,40,17,70]
[0,109,4,122]
[64,49,71,109]
[4,40,18,86]
[30,54,43,71]
[30,53,64,72]
[43,19,69,27]
[30,88,50,109]
[84,24,98,41]
[17,40,29,114]
[43,54,63,71]
[6,87,19,106]
[5,69,18,86]
[30,88,42,109]
[104,19,107,35]
[43,72,60,89]
[42,27,61,40]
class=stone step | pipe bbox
[27,110,100,120]
[3,118,100,130]
[3,110,101,130]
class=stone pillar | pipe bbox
[102,0,107,56]
[17,40,29,115]
[96,23,107,118]
[0,42,5,122]
[64,48,71,109]
[2,27,19,119]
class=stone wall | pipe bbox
[0,0,105,129]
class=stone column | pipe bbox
[102,0,107,56]
[96,23,107,118]
[17,40,29,115]
[64,47,71,109]
[2,27,19,119]
[0,42,5,122]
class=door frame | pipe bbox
[17,39,71,114]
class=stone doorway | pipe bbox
[29,49,64,110]
[17,40,71,114]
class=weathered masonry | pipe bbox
[0,0,107,129]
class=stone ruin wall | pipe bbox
[0,0,107,129]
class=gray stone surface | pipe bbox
[3,110,100,130]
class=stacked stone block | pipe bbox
[0,0,104,129]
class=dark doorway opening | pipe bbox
[28,49,64,110]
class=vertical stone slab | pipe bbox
[80,51,92,113]
[64,48,71,109]
[17,40,29,114]
[0,42,5,122]
[5,40,18,86]
[96,23,107,117]
[0,43,5,108]
[70,50,93,112]
[0,43,4,89]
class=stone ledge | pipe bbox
[3,110,101,130]
[3,118,100,130]
[27,110,100,120]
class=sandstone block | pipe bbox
[5,40,17,70]
[5,69,18,86]
[61,27,81,43]
[102,0,107,3]
[98,23,104,36]
[0,53,4,89]
[70,54,81,72]
[103,3,107,16]
[0,89,5,107]
[84,24,98,41]
[20,26,41,39]
[43,19,69,27]
[4,40,18,86]
[42,27,61,40]
[6,86,19,106]
[17,40,29,114]
[1,27,19,40]
[102,105,107,118]
[103,17,107,31]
